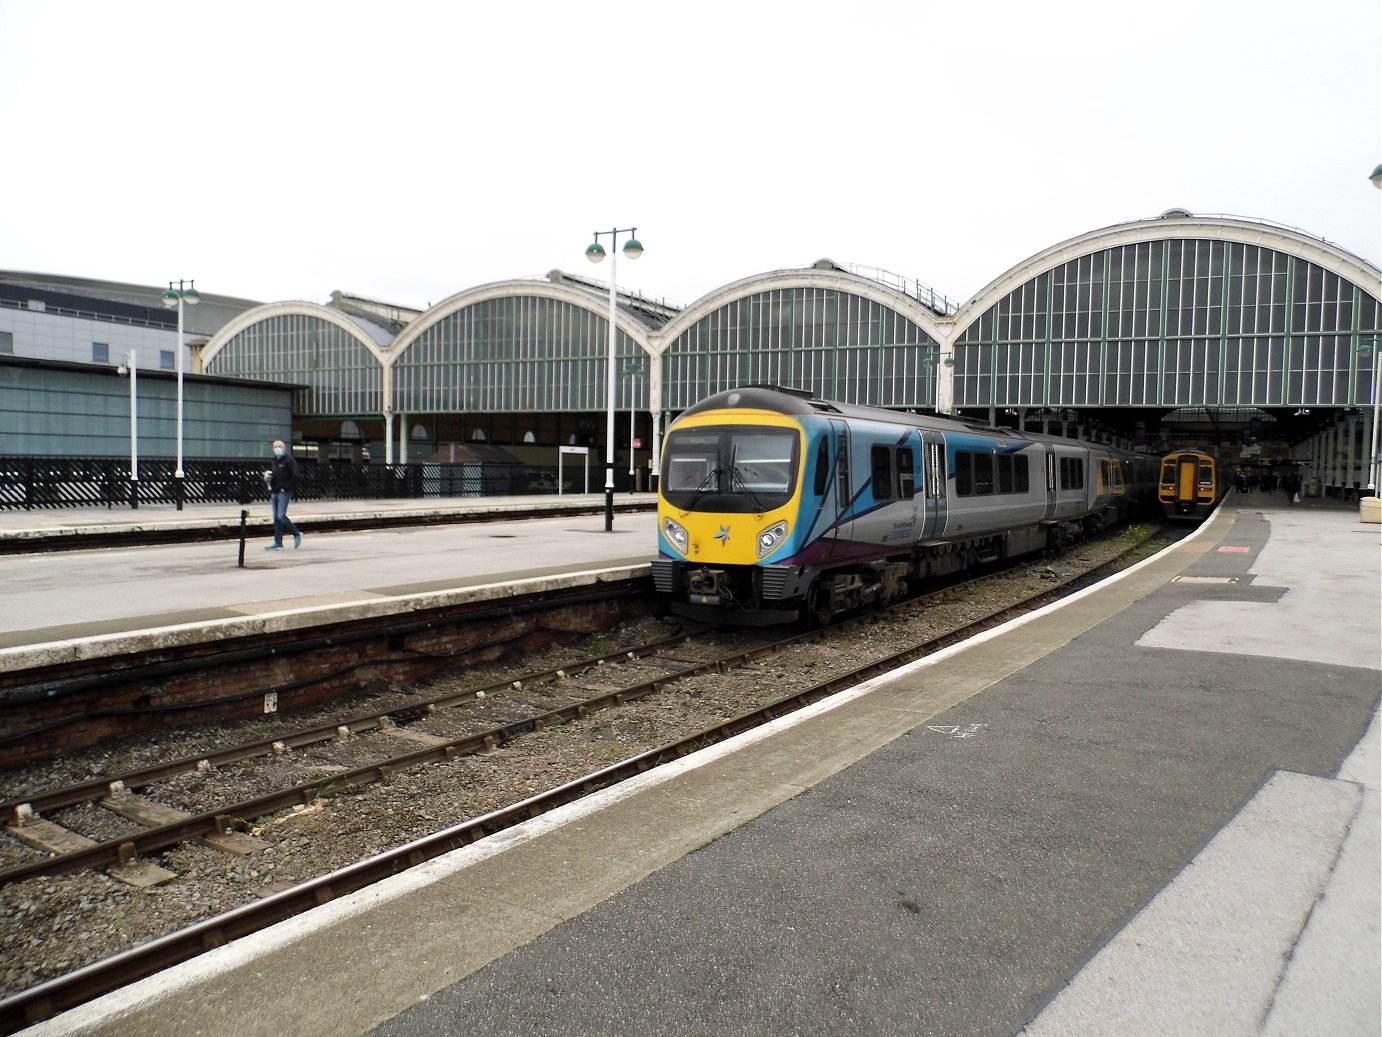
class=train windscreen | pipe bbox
[661,426,799,513]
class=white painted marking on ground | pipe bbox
[1137,513,1381,670]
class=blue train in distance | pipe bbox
[652,386,1158,625]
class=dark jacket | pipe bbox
[268,452,300,494]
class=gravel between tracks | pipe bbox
[0,526,1172,998]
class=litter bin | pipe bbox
[1361,496,1382,524]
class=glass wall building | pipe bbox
[953,234,1379,412]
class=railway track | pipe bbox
[0,523,1176,1032]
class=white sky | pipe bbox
[2,0,1379,312]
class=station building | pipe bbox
[4,211,1380,495]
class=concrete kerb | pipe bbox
[0,563,652,673]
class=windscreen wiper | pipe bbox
[727,442,768,513]
[683,467,723,511]
[729,458,767,514]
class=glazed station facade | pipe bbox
[189,213,1382,493]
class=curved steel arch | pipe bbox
[387,279,658,417]
[199,299,392,372]
[942,215,1382,415]
[658,267,951,348]
[951,215,1382,338]
[655,267,952,411]
[199,300,392,422]
[390,279,655,364]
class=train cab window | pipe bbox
[665,432,718,491]
[897,447,915,499]
[661,426,799,514]
[1198,462,1214,487]
[731,433,794,494]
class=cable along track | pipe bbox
[0,524,1174,1031]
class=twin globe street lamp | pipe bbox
[585,228,643,531]
[161,279,200,510]
[1366,165,1382,494]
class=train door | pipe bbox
[1044,447,1058,519]
[824,419,853,556]
[920,431,946,539]
[1175,454,1198,505]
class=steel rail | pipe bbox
[0,526,1170,1032]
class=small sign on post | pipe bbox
[558,445,590,495]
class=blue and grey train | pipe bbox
[652,386,1159,625]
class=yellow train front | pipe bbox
[1158,449,1222,520]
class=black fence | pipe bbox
[0,456,617,510]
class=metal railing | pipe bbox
[0,456,607,511]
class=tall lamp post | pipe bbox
[920,347,955,414]
[1362,336,1380,494]
[161,279,200,510]
[117,351,138,509]
[585,227,643,530]
[1367,164,1382,494]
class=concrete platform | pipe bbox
[11,494,1382,1037]
[0,495,658,672]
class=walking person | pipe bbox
[264,439,303,551]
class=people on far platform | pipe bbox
[264,439,303,551]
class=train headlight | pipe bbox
[663,517,689,556]
[756,520,788,559]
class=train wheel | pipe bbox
[807,584,833,628]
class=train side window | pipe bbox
[1015,455,1029,492]
[956,452,973,496]
[973,453,994,495]
[1059,457,1085,490]
[897,447,915,499]
[870,446,893,500]
[813,438,829,496]
[997,455,1014,494]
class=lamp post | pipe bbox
[622,356,646,492]
[161,279,200,510]
[1362,336,1381,494]
[920,347,955,414]
[585,227,643,530]
[1367,164,1382,494]
[117,351,138,509]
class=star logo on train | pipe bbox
[714,525,731,546]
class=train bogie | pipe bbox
[654,387,1158,625]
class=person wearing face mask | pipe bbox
[264,439,303,551]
